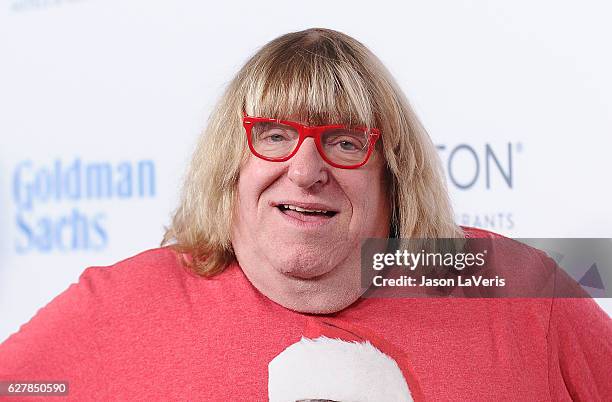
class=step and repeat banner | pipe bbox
[1,0,611,342]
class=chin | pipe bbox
[275,262,332,280]
[274,279,364,314]
[236,242,365,313]
[270,253,341,280]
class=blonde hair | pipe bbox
[162,28,464,276]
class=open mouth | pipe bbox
[276,204,338,219]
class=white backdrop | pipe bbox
[1,0,611,343]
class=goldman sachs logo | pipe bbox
[12,158,156,253]
[10,0,85,12]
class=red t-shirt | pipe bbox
[1,228,611,401]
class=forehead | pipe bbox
[243,48,378,129]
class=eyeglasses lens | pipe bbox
[251,122,299,159]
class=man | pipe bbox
[1,28,610,401]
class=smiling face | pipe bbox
[231,126,391,313]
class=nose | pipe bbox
[287,138,329,189]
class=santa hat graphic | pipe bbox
[268,317,424,402]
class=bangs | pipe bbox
[243,39,378,129]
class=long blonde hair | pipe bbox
[162,28,463,276]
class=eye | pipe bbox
[323,131,368,153]
[253,123,297,143]
[265,131,290,142]
[337,140,359,151]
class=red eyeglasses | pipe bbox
[242,115,381,169]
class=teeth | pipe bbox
[283,204,328,213]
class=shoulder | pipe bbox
[89,244,181,270]
[78,247,251,307]
[0,248,185,377]
[74,246,195,306]
[81,246,186,284]
[460,225,546,263]
[460,225,508,239]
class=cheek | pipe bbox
[237,158,284,214]
[344,168,390,230]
